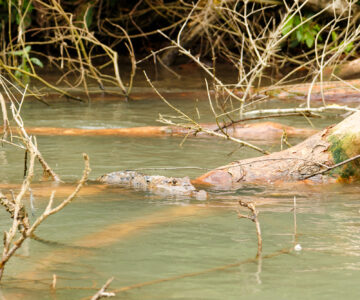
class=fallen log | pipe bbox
[3,122,316,140]
[99,111,360,191]
[323,58,360,80]
[193,111,360,189]
[264,79,360,102]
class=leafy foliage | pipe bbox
[0,0,33,30]
[10,46,43,83]
[282,14,321,49]
[331,31,354,54]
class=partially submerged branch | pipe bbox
[0,80,91,281]
[0,152,90,280]
[91,277,115,300]
[238,200,262,258]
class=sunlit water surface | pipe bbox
[1,83,360,299]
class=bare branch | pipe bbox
[238,200,262,258]
[91,277,115,300]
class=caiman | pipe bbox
[97,171,207,200]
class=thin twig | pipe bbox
[293,196,298,245]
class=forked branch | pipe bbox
[238,200,262,258]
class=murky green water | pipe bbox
[1,85,360,299]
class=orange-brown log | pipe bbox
[0,183,109,199]
[20,126,169,137]
[3,122,317,140]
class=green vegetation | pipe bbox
[11,46,43,83]
[0,1,358,100]
[282,14,322,49]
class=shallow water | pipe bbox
[1,82,360,299]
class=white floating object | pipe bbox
[294,244,302,251]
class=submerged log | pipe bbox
[193,111,360,189]
[5,122,316,140]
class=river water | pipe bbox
[1,76,360,299]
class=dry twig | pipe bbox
[238,200,262,258]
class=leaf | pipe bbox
[14,70,22,79]
[293,15,301,26]
[331,31,337,42]
[11,50,23,56]
[15,13,21,25]
[22,64,30,73]
[10,46,31,56]
[85,6,94,28]
[290,39,299,48]
[313,24,321,31]
[30,57,43,68]
[282,16,294,36]
[24,45,31,54]
[345,42,354,53]
[296,29,303,42]
[305,34,314,48]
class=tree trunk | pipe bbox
[192,111,360,189]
